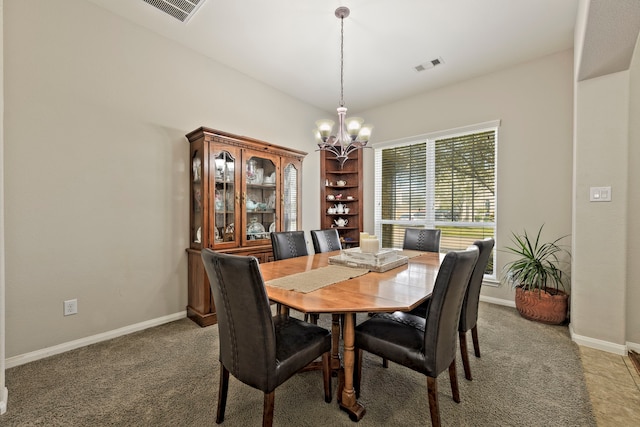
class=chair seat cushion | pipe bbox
[355,312,431,375]
[273,315,332,385]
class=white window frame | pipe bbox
[374,120,500,280]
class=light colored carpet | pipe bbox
[2,302,595,426]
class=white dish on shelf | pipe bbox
[247,219,266,234]
[269,222,275,232]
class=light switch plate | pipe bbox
[590,186,612,202]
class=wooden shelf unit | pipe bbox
[319,150,363,248]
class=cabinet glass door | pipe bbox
[245,155,277,243]
[191,149,203,248]
[283,162,299,232]
[213,150,237,245]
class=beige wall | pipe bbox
[359,50,575,304]
[572,72,629,348]
[3,0,325,358]
[628,33,640,348]
[1,0,7,413]
[569,0,638,353]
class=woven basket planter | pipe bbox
[515,287,568,325]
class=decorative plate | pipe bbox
[247,219,266,234]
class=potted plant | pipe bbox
[502,225,571,324]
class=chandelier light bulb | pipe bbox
[345,117,364,140]
[315,119,335,142]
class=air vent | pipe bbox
[142,0,206,23]
[414,57,444,72]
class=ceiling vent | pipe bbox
[142,0,206,23]
[414,57,444,72]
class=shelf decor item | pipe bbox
[313,7,373,169]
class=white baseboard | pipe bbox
[479,295,516,308]
[0,386,7,415]
[5,311,187,369]
[569,324,628,355]
[626,341,640,353]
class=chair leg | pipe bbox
[216,364,230,424]
[382,357,389,368]
[322,352,332,403]
[354,349,363,398]
[459,331,473,381]
[427,376,441,427]
[448,359,460,403]
[262,391,275,427]
[471,325,481,358]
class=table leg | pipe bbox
[331,314,342,372]
[338,312,366,421]
[278,304,289,316]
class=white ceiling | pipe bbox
[86,0,580,113]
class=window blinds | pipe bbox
[375,126,497,274]
[434,131,495,224]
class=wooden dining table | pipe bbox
[259,249,444,421]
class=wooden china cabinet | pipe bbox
[320,149,363,248]
[186,127,306,326]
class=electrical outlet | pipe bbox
[64,299,78,316]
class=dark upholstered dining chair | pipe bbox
[378,227,443,368]
[201,249,332,427]
[310,229,342,254]
[455,238,494,380]
[409,238,495,381]
[270,231,309,319]
[354,246,479,427]
[270,231,309,260]
[403,228,441,252]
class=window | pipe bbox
[374,121,498,276]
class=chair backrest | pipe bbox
[423,246,478,374]
[310,229,342,253]
[201,249,277,391]
[270,231,309,260]
[403,228,441,252]
[459,238,495,332]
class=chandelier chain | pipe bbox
[340,14,345,107]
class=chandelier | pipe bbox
[315,6,373,169]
